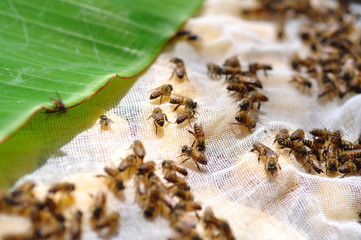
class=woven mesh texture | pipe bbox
[2,0,361,239]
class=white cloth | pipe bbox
[2,0,361,239]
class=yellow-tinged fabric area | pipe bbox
[1,0,361,239]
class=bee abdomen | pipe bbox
[150,91,161,99]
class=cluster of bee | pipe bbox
[0,181,83,240]
[274,128,361,177]
[104,141,232,239]
[207,56,270,131]
[242,0,361,99]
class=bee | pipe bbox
[162,160,188,176]
[137,161,156,175]
[234,111,256,131]
[226,83,248,95]
[173,188,193,201]
[218,220,235,240]
[338,149,361,163]
[289,74,312,90]
[180,145,207,170]
[45,92,68,115]
[318,74,337,98]
[223,56,241,68]
[118,154,137,172]
[304,152,323,174]
[175,107,196,125]
[174,30,198,41]
[69,210,83,240]
[143,185,160,218]
[173,201,202,214]
[134,173,147,203]
[274,129,289,144]
[148,107,169,134]
[278,139,307,156]
[93,212,120,237]
[302,138,325,158]
[169,57,188,81]
[149,84,173,103]
[249,63,272,76]
[102,167,125,193]
[251,142,280,177]
[207,63,223,79]
[202,206,220,229]
[99,115,114,129]
[338,159,360,178]
[325,144,339,174]
[276,17,286,40]
[170,94,197,110]
[187,123,206,152]
[48,182,75,194]
[164,170,190,191]
[235,75,263,89]
[330,130,342,149]
[91,192,107,221]
[221,67,243,80]
[131,140,146,162]
[309,129,331,139]
[290,129,305,142]
[238,91,268,110]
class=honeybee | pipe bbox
[290,129,305,142]
[276,17,286,40]
[218,220,235,240]
[169,57,188,81]
[162,160,188,176]
[175,107,196,125]
[170,94,197,110]
[118,154,137,172]
[221,67,243,80]
[91,192,107,221]
[148,108,169,134]
[102,167,125,193]
[238,91,268,110]
[235,75,263,89]
[202,206,219,229]
[93,212,120,237]
[69,210,83,240]
[45,92,68,115]
[174,30,198,41]
[289,74,312,90]
[131,140,146,162]
[164,170,190,191]
[309,129,331,139]
[278,139,307,156]
[251,142,280,177]
[338,159,360,177]
[226,83,248,95]
[173,188,193,201]
[223,56,241,68]
[149,84,173,103]
[173,201,202,214]
[234,111,256,131]
[143,185,160,218]
[338,149,361,163]
[318,74,337,98]
[274,129,289,144]
[180,145,207,170]
[207,63,223,79]
[48,182,75,194]
[325,144,339,174]
[330,130,342,149]
[137,161,156,174]
[249,63,272,76]
[99,115,114,129]
[304,152,323,174]
[187,123,206,152]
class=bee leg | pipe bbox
[191,140,196,148]
[181,158,191,164]
[187,130,195,137]
[164,114,170,123]
[154,121,158,135]
[173,105,181,111]
[159,95,163,104]
[169,69,176,80]
[278,163,282,170]
[147,115,152,120]
[341,173,349,178]
[193,160,201,171]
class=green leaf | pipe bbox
[0,0,203,144]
